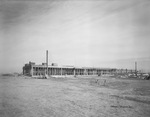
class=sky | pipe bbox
[0,0,150,73]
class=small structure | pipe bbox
[51,63,58,66]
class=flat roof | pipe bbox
[31,64,116,70]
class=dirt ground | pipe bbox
[0,75,150,117]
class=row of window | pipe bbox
[32,67,116,76]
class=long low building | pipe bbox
[23,62,135,78]
[23,61,122,77]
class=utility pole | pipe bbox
[46,50,48,75]
[135,62,137,77]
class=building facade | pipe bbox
[23,62,120,77]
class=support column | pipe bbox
[38,67,39,76]
[84,69,86,75]
[73,68,76,77]
[60,68,62,75]
[93,69,94,75]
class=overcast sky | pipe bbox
[0,0,150,73]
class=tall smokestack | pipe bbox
[46,50,48,75]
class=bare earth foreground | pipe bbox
[0,76,150,117]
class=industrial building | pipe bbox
[22,51,135,78]
[23,61,117,77]
[22,61,135,78]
